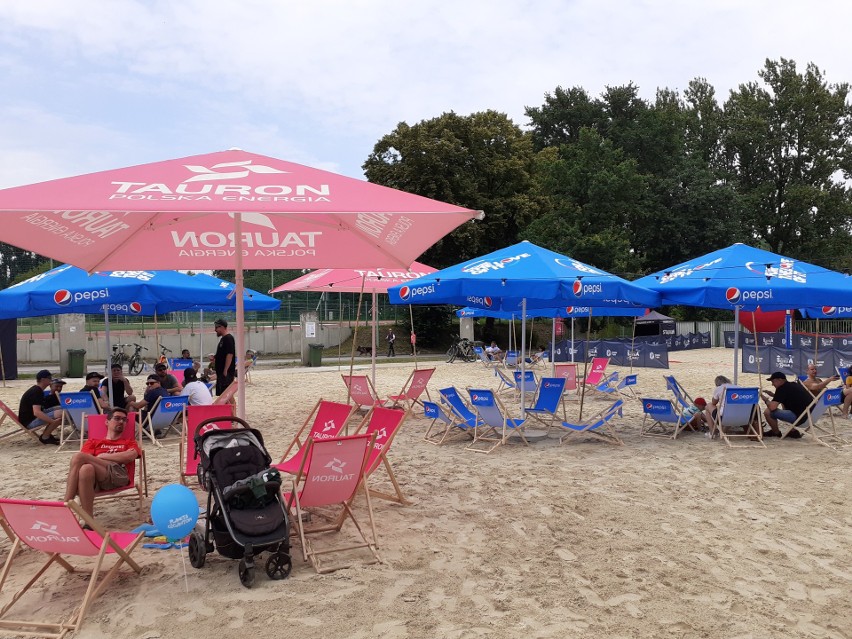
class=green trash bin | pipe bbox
[308,344,324,367]
[67,349,86,378]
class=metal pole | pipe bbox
[234,213,247,420]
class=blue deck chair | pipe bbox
[503,350,520,369]
[664,375,694,411]
[559,399,624,446]
[512,370,538,401]
[473,346,493,368]
[140,395,189,446]
[596,373,638,401]
[424,400,474,445]
[465,388,528,453]
[438,387,483,434]
[640,397,691,439]
[837,366,850,381]
[493,368,518,395]
[525,377,566,429]
[711,386,764,448]
[783,387,849,448]
[167,358,194,373]
[57,390,102,450]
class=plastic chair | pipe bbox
[465,388,528,453]
[383,367,435,410]
[139,395,189,446]
[342,374,382,410]
[284,433,380,574]
[710,387,765,448]
[179,404,235,486]
[0,498,144,639]
[273,399,354,474]
[85,412,147,516]
[559,399,624,446]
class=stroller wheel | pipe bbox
[188,532,206,569]
[266,552,292,580]
[238,558,255,588]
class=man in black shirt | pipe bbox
[80,372,109,410]
[18,369,62,444]
[100,364,136,409]
[42,378,67,411]
[214,318,236,396]
[761,371,813,438]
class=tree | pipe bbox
[722,58,852,264]
[363,110,544,267]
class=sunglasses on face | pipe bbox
[146,381,158,385]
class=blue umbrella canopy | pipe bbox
[456,306,647,319]
[0,265,280,318]
[799,306,852,319]
[634,243,852,311]
[388,241,659,309]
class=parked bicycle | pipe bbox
[446,335,476,363]
[157,344,172,365]
[110,342,148,376]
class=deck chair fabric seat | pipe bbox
[493,368,519,395]
[352,406,410,504]
[473,346,493,368]
[437,387,482,436]
[167,358,194,373]
[180,404,235,486]
[512,370,538,400]
[274,399,354,475]
[0,399,44,443]
[465,388,528,454]
[0,498,144,639]
[711,386,765,448]
[342,374,382,410]
[664,375,695,411]
[383,367,435,410]
[503,350,520,369]
[284,433,380,574]
[598,374,638,400]
[140,395,189,446]
[525,377,566,429]
[579,357,610,391]
[554,364,579,395]
[559,399,624,445]
[85,412,148,516]
[640,398,691,439]
[57,391,102,450]
[423,400,474,445]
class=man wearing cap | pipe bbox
[128,374,170,426]
[42,378,67,411]
[153,362,182,395]
[761,371,813,438]
[64,406,140,517]
[80,372,109,410]
[213,318,235,396]
[18,369,62,444]
[100,364,135,409]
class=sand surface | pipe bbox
[0,347,850,639]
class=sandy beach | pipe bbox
[0,347,850,639]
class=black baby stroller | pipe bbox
[188,416,291,587]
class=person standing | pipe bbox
[386,328,396,357]
[410,331,416,356]
[214,318,236,395]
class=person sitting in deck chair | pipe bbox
[802,363,839,397]
[181,367,213,406]
[18,369,62,445]
[128,374,169,425]
[64,407,140,518]
[761,371,812,438]
[81,372,109,410]
[485,341,504,362]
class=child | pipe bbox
[684,397,708,431]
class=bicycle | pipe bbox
[110,343,132,369]
[127,343,148,376]
[446,335,476,363]
[157,344,172,365]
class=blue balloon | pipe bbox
[150,484,199,540]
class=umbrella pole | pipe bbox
[104,309,114,409]
[630,316,637,375]
[550,318,556,376]
[571,318,575,363]
[371,291,377,390]
[337,293,343,372]
[234,213,247,420]
[578,310,593,422]
[409,304,417,369]
[733,306,741,384]
[346,276,367,405]
[154,313,160,363]
[199,310,203,364]
[520,299,527,418]
[814,318,820,362]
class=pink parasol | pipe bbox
[0,150,480,414]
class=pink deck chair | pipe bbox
[352,406,410,504]
[554,363,579,396]
[283,433,380,574]
[85,412,147,517]
[342,374,382,410]
[273,399,355,475]
[0,398,43,443]
[383,367,435,410]
[179,404,235,486]
[0,498,144,639]
[213,379,239,406]
[579,357,610,389]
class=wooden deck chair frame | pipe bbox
[179,404,235,486]
[587,371,620,398]
[84,412,148,516]
[559,399,624,446]
[597,373,639,401]
[352,406,410,504]
[213,379,239,407]
[285,433,380,574]
[473,346,493,368]
[383,367,435,410]
[342,374,382,410]
[437,387,482,440]
[640,397,691,439]
[493,367,518,395]
[243,352,258,385]
[139,395,188,447]
[710,386,765,449]
[512,370,538,402]
[465,388,528,454]
[525,377,567,429]
[0,399,43,443]
[664,374,695,410]
[56,390,102,452]
[0,498,144,639]
[781,387,850,449]
[274,399,355,474]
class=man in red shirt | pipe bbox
[64,407,140,518]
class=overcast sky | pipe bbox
[0,0,847,188]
